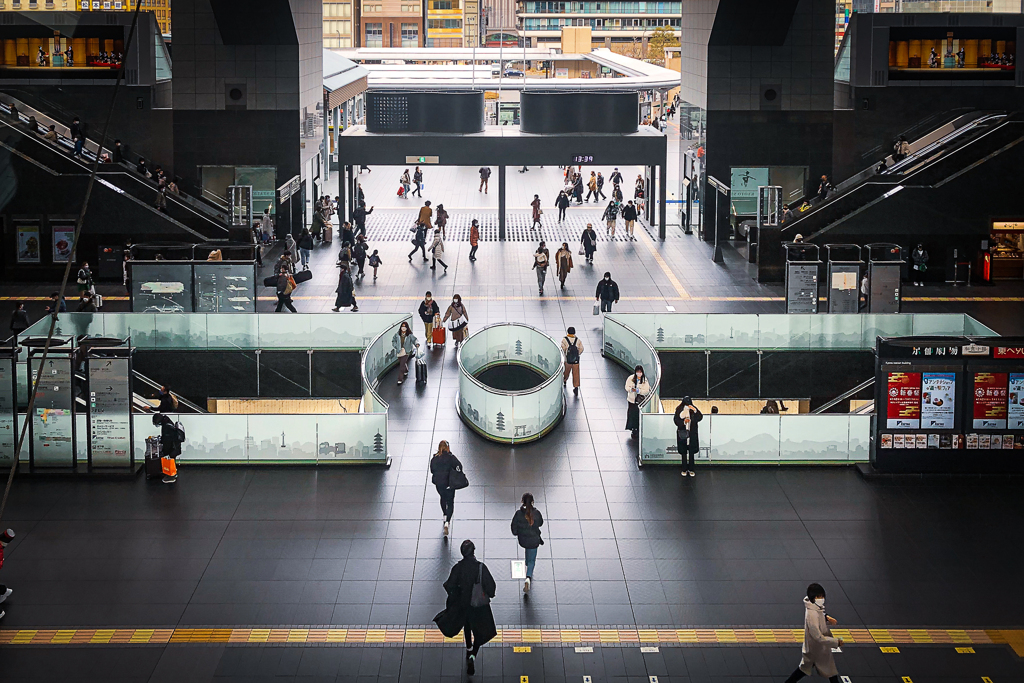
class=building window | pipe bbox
[324,20,352,34]
[401,23,419,47]
[428,18,462,29]
[431,0,454,8]
[362,3,382,11]
[365,22,383,47]
[323,2,352,17]
[324,36,353,48]
[402,3,419,10]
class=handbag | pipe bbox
[593,302,601,316]
[578,248,584,256]
[469,564,490,607]
[448,465,469,490]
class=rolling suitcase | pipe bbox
[323,225,332,243]
[415,358,427,385]
[145,436,163,480]
[431,314,446,346]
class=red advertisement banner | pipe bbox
[886,372,921,429]
[972,372,1008,429]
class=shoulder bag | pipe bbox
[469,564,490,607]
[448,464,469,490]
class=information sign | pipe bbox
[786,263,819,313]
[30,356,75,466]
[1009,373,1024,429]
[0,358,15,466]
[89,358,132,467]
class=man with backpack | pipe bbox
[561,327,584,397]
[153,414,184,484]
[478,167,491,194]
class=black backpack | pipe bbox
[564,337,580,364]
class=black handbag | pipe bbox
[448,465,469,490]
[469,564,489,607]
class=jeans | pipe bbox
[73,138,84,157]
[536,267,547,291]
[436,485,455,521]
[524,547,538,578]
[299,248,310,267]
[414,182,422,197]
[600,299,613,312]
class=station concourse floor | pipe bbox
[3,158,1024,680]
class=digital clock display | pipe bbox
[572,155,594,164]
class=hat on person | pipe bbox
[0,529,14,546]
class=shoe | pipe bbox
[423,258,429,263]
[689,470,695,477]
[162,476,176,484]
[573,387,579,397]
[523,577,531,593]
[430,266,436,270]
[0,588,11,604]
[332,307,340,312]
[443,267,448,273]
[467,654,475,675]
[539,289,543,295]
[408,256,413,262]
[0,610,4,620]
[443,521,450,537]
[351,306,359,312]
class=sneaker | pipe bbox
[689,470,695,477]
[397,379,403,385]
[523,577,531,593]
[0,588,11,604]
[573,387,579,397]
[443,521,450,537]
[162,476,176,484]
[351,306,359,312]
[467,654,475,675]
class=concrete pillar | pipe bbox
[658,163,667,239]
[888,41,896,67]
[498,165,506,240]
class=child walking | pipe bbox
[368,250,382,280]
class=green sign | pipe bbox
[730,167,769,215]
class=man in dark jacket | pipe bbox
[621,201,639,240]
[674,397,703,477]
[153,414,182,484]
[436,540,496,675]
[595,272,620,312]
[9,303,30,342]
[352,202,373,238]
[408,222,429,263]
[418,292,440,348]
[353,236,368,278]
[610,168,623,186]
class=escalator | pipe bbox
[131,370,206,414]
[0,94,231,241]
[782,111,1024,241]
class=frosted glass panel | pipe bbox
[639,413,678,463]
[910,313,966,336]
[758,314,812,349]
[207,314,259,349]
[779,415,850,461]
[709,414,780,462]
[862,314,914,347]
[317,413,387,461]
[706,316,759,349]
[809,315,865,349]
[248,414,317,462]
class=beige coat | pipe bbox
[624,375,650,404]
[798,598,839,678]
[560,335,584,358]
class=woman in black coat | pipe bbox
[332,265,358,312]
[510,492,544,594]
[435,539,496,675]
[674,396,703,478]
[429,440,463,537]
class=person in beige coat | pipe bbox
[624,365,650,437]
[442,294,469,348]
[783,583,844,683]
[555,243,574,288]
[560,327,583,396]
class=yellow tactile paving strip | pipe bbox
[4,295,1023,303]
[1,627,1020,651]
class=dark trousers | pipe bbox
[276,293,297,312]
[436,484,455,521]
[677,432,695,469]
[356,257,366,275]
[558,207,567,221]
[586,189,598,202]
[469,245,478,260]
[784,670,840,683]
[464,618,483,654]
[409,244,427,260]
[600,299,613,312]
[597,187,606,200]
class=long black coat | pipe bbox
[335,274,355,307]
[673,403,703,455]
[434,556,497,643]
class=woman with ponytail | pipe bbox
[510,492,544,594]
[430,440,464,538]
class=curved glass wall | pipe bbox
[457,323,565,444]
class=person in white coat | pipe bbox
[429,229,448,273]
[624,365,650,438]
[783,583,844,683]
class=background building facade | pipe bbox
[358,0,424,47]
[0,0,171,34]
[323,0,355,48]
[517,0,681,49]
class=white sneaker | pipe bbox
[0,610,4,620]
[0,588,10,604]
[523,577,531,593]
[443,521,450,537]
[689,470,695,477]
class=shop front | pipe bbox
[986,221,1024,280]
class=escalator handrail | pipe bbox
[132,370,207,413]
[813,378,874,414]
[0,95,230,226]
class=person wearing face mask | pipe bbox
[783,583,844,683]
[391,321,418,385]
[595,272,620,313]
[418,291,440,349]
[624,365,650,438]
[443,295,469,348]
[674,396,702,477]
[910,244,928,286]
[532,242,550,296]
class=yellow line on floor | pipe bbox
[635,227,690,299]
[0,627,1018,650]
[1,295,1021,304]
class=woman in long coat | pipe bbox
[434,540,497,675]
[782,583,844,683]
[555,243,574,288]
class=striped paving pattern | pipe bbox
[363,211,634,243]
[1,627,1019,650]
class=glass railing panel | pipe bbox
[256,314,313,348]
[758,314,812,350]
[848,415,870,461]
[708,414,781,462]
[808,314,865,349]
[533,375,565,437]
[207,313,258,350]
[779,415,851,461]
[247,414,317,463]
[133,413,249,463]
[639,412,679,464]
[862,314,914,347]
[964,316,1000,337]
[910,313,967,337]
[153,314,208,349]
[317,413,388,462]
[603,316,639,369]
[706,315,759,349]
[654,313,707,349]
[310,314,381,349]
[458,371,491,435]
[484,387,515,442]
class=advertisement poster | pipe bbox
[886,371,921,429]
[921,372,955,429]
[729,167,770,214]
[972,372,1008,429]
[52,226,76,263]
[17,225,40,263]
[1008,373,1024,429]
